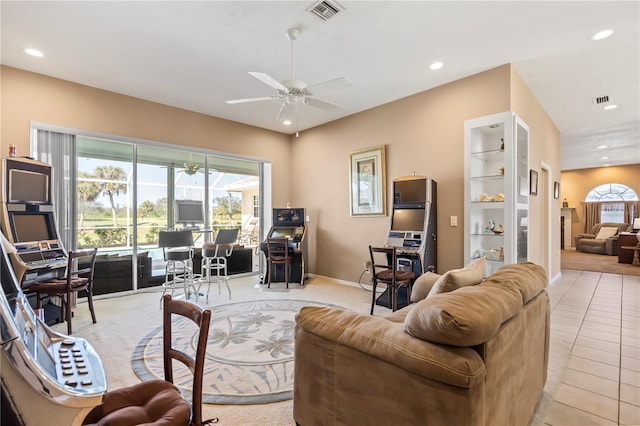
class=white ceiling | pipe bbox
[1,1,638,171]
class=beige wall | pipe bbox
[292,64,560,282]
[510,67,562,276]
[0,66,292,208]
[1,64,561,283]
[561,164,640,236]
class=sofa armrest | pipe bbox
[575,233,595,239]
[295,306,485,388]
[575,233,595,251]
[605,236,619,255]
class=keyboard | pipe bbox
[26,258,67,269]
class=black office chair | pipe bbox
[369,245,415,314]
[158,230,197,302]
[266,237,292,289]
[200,228,239,301]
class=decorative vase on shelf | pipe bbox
[562,198,568,208]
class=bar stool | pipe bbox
[158,230,198,303]
[200,228,238,302]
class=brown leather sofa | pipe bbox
[294,262,549,426]
[574,222,630,255]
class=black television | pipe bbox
[174,199,204,228]
[391,208,425,232]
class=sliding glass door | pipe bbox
[36,132,265,295]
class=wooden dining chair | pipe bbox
[82,294,215,426]
[266,237,293,288]
[369,245,415,314]
[28,248,98,335]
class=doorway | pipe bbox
[541,163,553,279]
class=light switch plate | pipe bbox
[450,216,458,227]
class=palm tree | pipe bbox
[139,200,155,219]
[77,171,101,228]
[94,166,127,227]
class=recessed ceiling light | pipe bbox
[592,29,613,41]
[603,164,611,167]
[25,48,44,57]
[596,145,608,149]
[429,62,443,70]
[282,120,292,126]
[603,104,618,110]
[601,156,609,160]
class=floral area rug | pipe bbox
[132,299,341,405]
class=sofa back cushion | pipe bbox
[426,257,485,297]
[591,222,630,236]
[404,263,547,346]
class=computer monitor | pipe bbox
[391,208,425,232]
[393,179,426,205]
[4,158,52,205]
[174,199,204,228]
[269,227,295,239]
[9,212,56,243]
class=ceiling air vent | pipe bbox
[592,95,610,105]
[307,0,344,21]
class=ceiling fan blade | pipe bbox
[304,97,345,112]
[276,102,296,123]
[225,96,279,104]
[248,72,289,92]
[307,77,352,94]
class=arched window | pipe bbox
[585,183,638,223]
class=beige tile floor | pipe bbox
[540,269,640,425]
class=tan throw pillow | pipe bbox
[410,272,441,302]
[426,257,485,297]
[595,226,618,239]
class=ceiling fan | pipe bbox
[225,27,351,126]
[182,162,200,176]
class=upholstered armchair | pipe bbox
[574,222,630,255]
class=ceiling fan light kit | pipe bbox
[225,27,351,130]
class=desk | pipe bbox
[618,233,639,263]
[621,246,640,266]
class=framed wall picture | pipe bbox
[554,181,560,199]
[530,170,538,196]
[349,145,387,216]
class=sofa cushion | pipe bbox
[410,272,441,302]
[595,226,618,239]
[405,263,546,346]
[426,257,485,297]
[488,262,547,305]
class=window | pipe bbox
[585,183,638,223]
[585,183,637,202]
